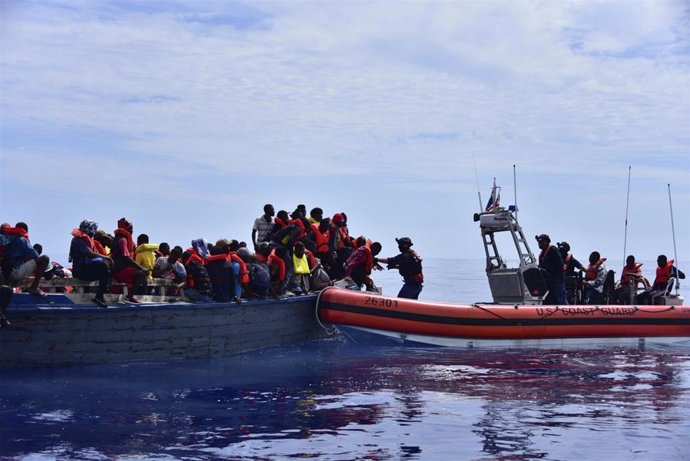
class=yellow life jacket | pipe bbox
[293,253,311,275]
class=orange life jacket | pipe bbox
[114,228,134,254]
[311,223,330,254]
[71,229,95,251]
[305,249,317,269]
[655,260,675,287]
[1,225,29,239]
[336,226,350,250]
[268,251,286,281]
[621,262,643,286]
[289,218,307,240]
[184,248,205,267]
[230,253,250,285]
[585,258,607,281]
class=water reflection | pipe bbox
[2,341,689,460]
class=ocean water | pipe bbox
[1,258,689,460]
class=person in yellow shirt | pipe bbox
[135,234,159,280]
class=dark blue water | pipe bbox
[2,259,689,460]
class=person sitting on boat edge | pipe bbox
[252,203,275,251]
[536,234,567,305]
[376,237,423,300]
[181,239,213,302]
[135,233,159,281]
[153,245,186,294]
[268,246,290,299]
[111,218,149,303]
[69,220,112,308]
[615,255,649,304]
[0,222,51,298]
[344,239,382,292]
[636,255,685,305]
[583,251,608,304]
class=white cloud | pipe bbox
[1,0,688,261]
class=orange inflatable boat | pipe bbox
[317,287,690,347]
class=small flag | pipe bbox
[485,182,501,212]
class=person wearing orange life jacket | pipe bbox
[0,224,14,327]
[0,221,52,298]
[181,238,213,302]
[536,234,567,305]
[110,218,149,302]
[69,220,113,308]
[377,237,424,299]
[345,240,382,291]
[329,213,353,280]
[614,255,648,304]
[268,246,290,299]
[309,217,333,275]
[583,251,608,304]
[637,255,685,304]
[205,240,237,303]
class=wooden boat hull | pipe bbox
[1,294,325,365]
[317,288,690,346]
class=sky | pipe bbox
[1,0,689,271]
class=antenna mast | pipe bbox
[473,154,482,211]
[513,164,518,220]
[668,184,680,294]
[623,166,631,262]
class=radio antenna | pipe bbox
[513,164,518,220]
[623,166,631,263]
[668,184,680,294]
[473,154,482,211]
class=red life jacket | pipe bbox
[335,226,350,250]
[268,251,286,281]
[230,253,250,285]
[305,249,317,269]
[585,258,607,281]
[621,262,643,286]
[274,217,287,229]
[311,223,329,254]
[184,248,205,267]
[71,229,95,251]
[114,228,134,255]
[655,260,674,287]
[289,218,307,240]
[205,253,228,264]
[1,225,29,239]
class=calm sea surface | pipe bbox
[2,258,689,460]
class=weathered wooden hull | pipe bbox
[317,288,690,347]
[1,294,325,365]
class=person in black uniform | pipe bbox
[536,234,567,305]
[376,237,424,299]
[557,241,585,304]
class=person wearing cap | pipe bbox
[536,234,567,305]
[557,241,585,304]
[376,237,424,299]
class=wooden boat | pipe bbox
[1,286,324,365]
[316,183,689,348]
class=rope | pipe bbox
[314,288,338,336]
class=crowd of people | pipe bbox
[0,204,425,325]
[535,234,685,306]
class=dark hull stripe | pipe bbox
[320,302,690,327]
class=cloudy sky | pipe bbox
[1,0,688,269]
